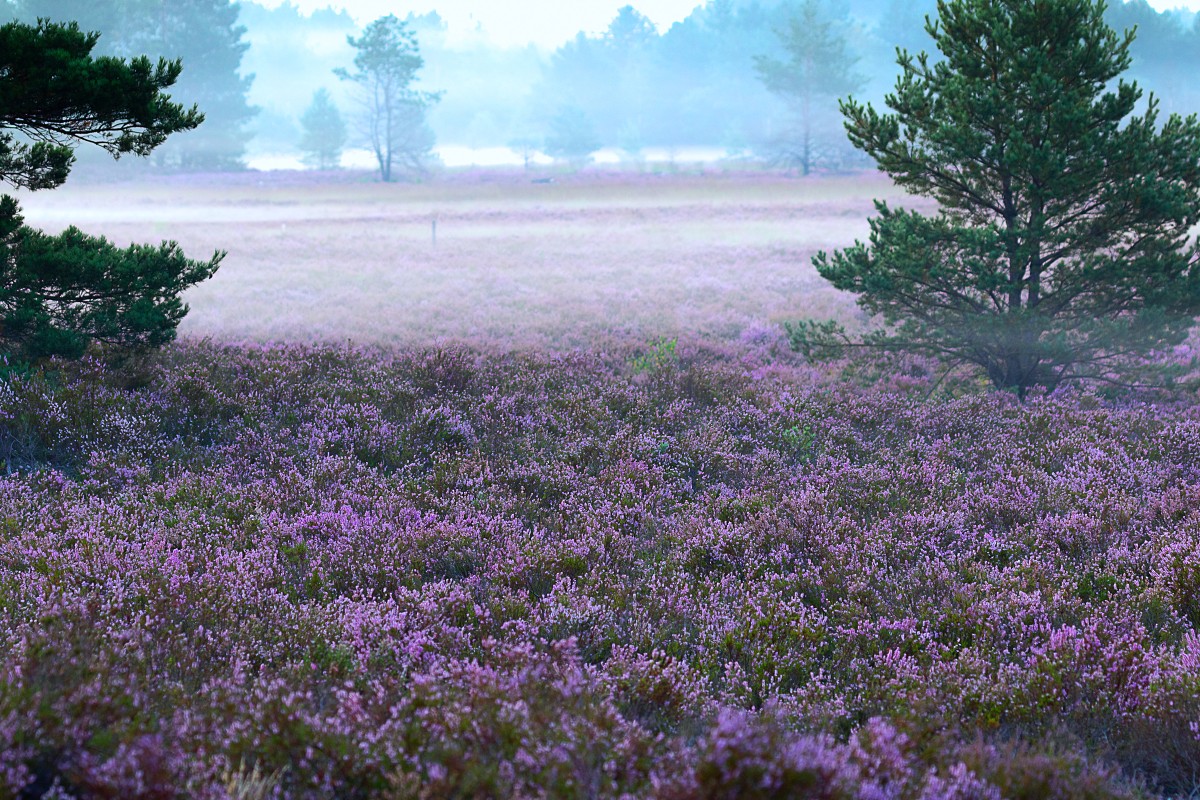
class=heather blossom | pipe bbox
[0,338,1195,797]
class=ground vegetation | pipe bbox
[2,339,1199,796]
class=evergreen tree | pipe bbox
[0,19,221,360]
[794,0,1200,397]
[298,88,346,170]
[602,6,658,146]
[755,0,865,175]
[14,0,257,170]
[544,107,601,168]
[336,15,440,182]
[152,0,256,169]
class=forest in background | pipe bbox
[3,0,1200,172]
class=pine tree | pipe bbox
[794,0,1200,397]
[149,0,256,170]
[298,89,346,170]
[336,15,440,182]
[0,19,221,360]
[755,0,865,175]
[14,0,257,170]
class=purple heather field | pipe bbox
[4,170,1200,798]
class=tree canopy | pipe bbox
[0,18,203,189]
[544,107,601,167]
[0,19,221,360]
[12,0,257,171]
[795,0,1200,397]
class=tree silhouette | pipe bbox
[755,0,865,175]
[299,88,347,170]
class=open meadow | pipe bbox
[15,170,918,349]
[3,170,1200,799]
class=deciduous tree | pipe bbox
[794,0,1200,398]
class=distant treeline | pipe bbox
[4,0,1198,170]
[255,0,1200,164]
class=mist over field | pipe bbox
[184,0,1200,169]
[5,0,1199,342]
[6,1,1200,798]
[13,171,919,349]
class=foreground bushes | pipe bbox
[1,340,1199,797]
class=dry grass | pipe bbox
[14,169,930,349]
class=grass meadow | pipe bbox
[16,170,920,349]
[3,169,1200,799]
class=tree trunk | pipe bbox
[802,85,812,176]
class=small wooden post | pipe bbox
[432,216,438,247]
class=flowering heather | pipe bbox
[2,335,1199,798]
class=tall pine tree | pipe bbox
[794,0,1200,397]
[336,15,440,182]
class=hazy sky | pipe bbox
[256,0,1200,47]
[254,0,738,47]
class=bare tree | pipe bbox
[335,15,441,182]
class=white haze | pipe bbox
[247,0,704,48]
[251,0,1200,48]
